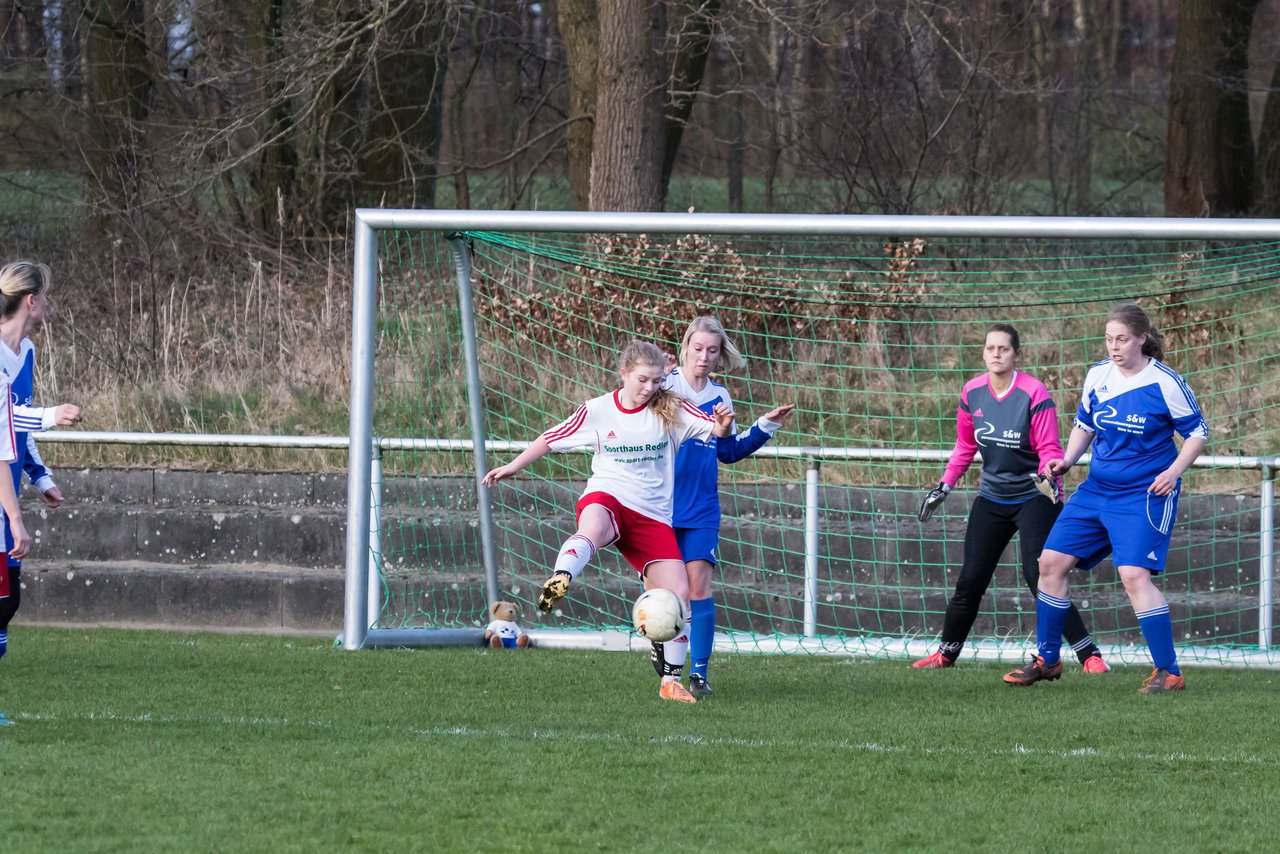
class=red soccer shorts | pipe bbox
[575,491,682,574]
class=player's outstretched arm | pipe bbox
[717,402,794,464]
[1044,426,1095,478]
[483,437,552,486]
[12,402,81,432]
[762,403,796,425]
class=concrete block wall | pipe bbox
[14,469,1275,644]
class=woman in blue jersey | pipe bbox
[1003,304,1206,693]
[0,261,82,727]
[913,323,1107,672]
[664,316,794,697]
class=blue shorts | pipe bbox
[1044,478,1180,574]
[674,527,719,565]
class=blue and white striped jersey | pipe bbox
[664,368,779,528]
[1074,358,1207,491]
[0,338,56,492]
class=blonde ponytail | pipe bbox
[0,260,51,319]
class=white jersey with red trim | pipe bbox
[541,389,715,524]
[0,354,19,464]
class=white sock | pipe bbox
[665,629,689,671]
[553,534,596,579]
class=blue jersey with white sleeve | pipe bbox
[1074,358,1207,491]
[1,339,58,565]
[664,368,780,528]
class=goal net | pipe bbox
[351,214,1278,667]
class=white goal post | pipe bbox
[343,210,1278,666]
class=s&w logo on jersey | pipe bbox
[1093,404,1146,435]
[974,421,1022,449]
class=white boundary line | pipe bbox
[8,709,1275,768]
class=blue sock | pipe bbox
[688,597,715,680]
[1137,605,1179,675]
[1036,592,1072,666]
[0,629,7,662]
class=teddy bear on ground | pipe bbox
[483,601,532,649]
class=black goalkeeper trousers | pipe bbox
[939,494,1096,660]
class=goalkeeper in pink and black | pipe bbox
[914,324,1108,673]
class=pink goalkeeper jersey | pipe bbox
[942,371,1063,503]
[541,389,716,524]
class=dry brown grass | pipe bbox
[25,231,1280,488]
[34,249,353,472]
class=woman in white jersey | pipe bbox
[1003,304,1206,694]
[484,340,733,704]
[664,316,794,697]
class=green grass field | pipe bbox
[2,627,1277,852]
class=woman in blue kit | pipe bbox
[1003,304,1206,693]
[664,316,794,698]
[0,261,82,727]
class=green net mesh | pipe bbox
[371,229,1279,666]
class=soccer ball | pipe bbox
[632,588,687,642]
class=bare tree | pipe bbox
[556,0,598,209]
[558,0,722,210]
[1256,3,1280,216]
[589,0,666,210]
[83,0,154,249]
[661,0,721,193]
[773,1,1033,215]
[1165,0,1260,216]
[1,0,47,71]
[359,1,448,209]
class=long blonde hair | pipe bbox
[678,315,747,374]
[0,260,52,319]
[618,340,683,430]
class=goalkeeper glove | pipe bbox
[1030,472,1062,504]
[917,481,952,522]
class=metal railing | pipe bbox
[40,429,1275,654]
